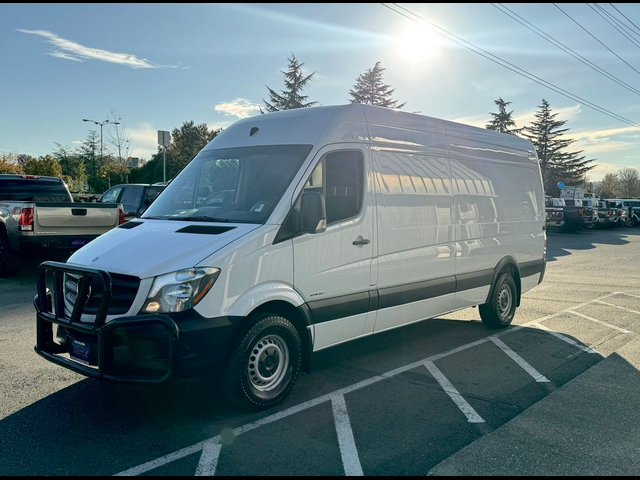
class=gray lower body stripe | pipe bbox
[308,262,542,325]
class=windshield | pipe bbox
[143,144,312,224]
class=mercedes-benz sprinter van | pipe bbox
[35,104,546,409]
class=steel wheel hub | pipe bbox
[498,285,512,318]
[248,334,289,392]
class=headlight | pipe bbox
[142,267,221,314]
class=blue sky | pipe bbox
[2,3,640,180]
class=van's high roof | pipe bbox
[206,104,536,162]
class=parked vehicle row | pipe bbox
[545,195,639,233]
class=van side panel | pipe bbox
[368,122,457,332]
[446,128,545,309]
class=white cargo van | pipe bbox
[35,105,546,409]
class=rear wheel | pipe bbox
[627,216,638,228]
[221,314,302,410]
[0,234,18,278]
[480,273,517,329]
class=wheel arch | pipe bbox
[247,300,314,373]
[486,256,522,307]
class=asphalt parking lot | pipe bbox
[2,228,640,476]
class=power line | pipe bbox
[553,3,640,77]
[595,3,640,42]
[609,3,640,36]
[491,3,640,98]
[380,3,640,128]
[588,3,640,49]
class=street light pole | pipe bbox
[82,118,120,189]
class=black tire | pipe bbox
[628,216,639,228]
[221,314,302,410]
[0,233,18,278]
[480,273,517,329]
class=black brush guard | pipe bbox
[34,261,179,384]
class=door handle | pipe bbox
[352,237,371,246]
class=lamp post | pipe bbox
[82,118,120,188]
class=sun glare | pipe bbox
[394,24,437,64]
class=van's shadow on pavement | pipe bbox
[0,317,610,476]
[546,227,640,262]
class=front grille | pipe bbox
[64,272,140,319]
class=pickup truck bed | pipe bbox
[0,175,123,277]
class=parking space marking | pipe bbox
[115,442,209,476]
[423,361,485,424]
[331,395,364,476]
[595,299,640,317]
[489,336,550,383]
[567,310,633,334]
[195,440,222,477]
[621,292,640,300]
[528,322,598,354]
[115,291,626,476]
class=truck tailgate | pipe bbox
[34,203,120,236]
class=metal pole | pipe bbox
[163,146,166,183]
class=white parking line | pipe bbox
[195,440,222,476]
[114,291,625,476]
[528,322,598,354]
[595,299,640,317]
[567,310,632,334]
[423,361,485,424]
[489,336,550,382]
[331,395,364,476]
[621,292,640,300]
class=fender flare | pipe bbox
[225,282,306,318]
[485,256,522,307]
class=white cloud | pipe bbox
[450,103,583,131]
[588,162,624,181]
[128,124,159,159]
[17,29,174,69]
[571,125,639,155]
[48,50,84,62]
[214,98,261,119]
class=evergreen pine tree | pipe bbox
[349,62,406,109]
[486,97,521,135]
[524,99,594,194]
[263,54,318,112]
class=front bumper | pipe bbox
[34,261,240,384]
[20,235,99,257]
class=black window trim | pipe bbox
[320,148,366,228]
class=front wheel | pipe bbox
[626,216,639,228]
[480,273,517,329]
[221,314,302,410]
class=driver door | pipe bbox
[292,145,376,350]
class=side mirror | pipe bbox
[299,191,326,234]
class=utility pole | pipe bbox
[158,130,171,183]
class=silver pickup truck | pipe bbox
[0,174,124,277]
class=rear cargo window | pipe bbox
[0,178,71,202]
